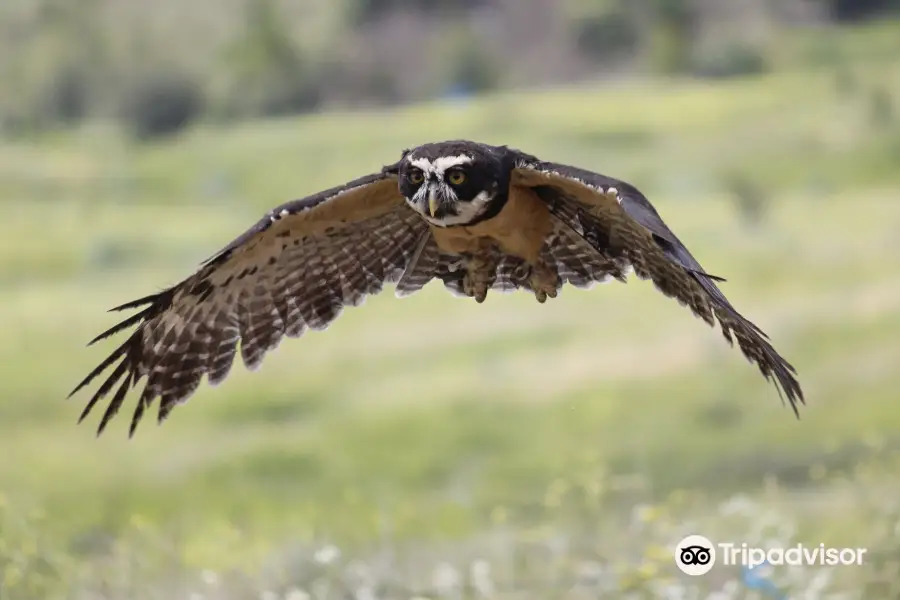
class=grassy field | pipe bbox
[2,23,900,599]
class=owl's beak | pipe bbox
[428,188,439,218]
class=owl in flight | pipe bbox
[70,140,804,437]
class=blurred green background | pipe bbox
[2,1,900,598]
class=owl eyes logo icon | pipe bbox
[675,535,717,576]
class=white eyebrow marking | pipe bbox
[409,154,473,177]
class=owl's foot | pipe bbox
[463,253,497,303]
[530,259,560,304]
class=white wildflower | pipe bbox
[648,580,686,600]
[285,589,311,600]
[200,569,219,587]
[314,544,341,565]
[354,586,377,600]
[631,503,658,524]
[470,559,494,596]
[345,558,372,581]
[705,580,741,600]
[575,559,606,583]
[718,494,757,517]
[798,568,833,599]
[432,561,460,595]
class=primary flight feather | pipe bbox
[70,140,804,437]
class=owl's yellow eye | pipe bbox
[409,170,424,184]
[447,170,466,185]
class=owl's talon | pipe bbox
[529,259,560,304]
[462,250,497,304]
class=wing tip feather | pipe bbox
[737,319,806,417]
[107,290,169,313]
[71,289,174,437]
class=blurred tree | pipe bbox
[644,0,699,74]
[444,25,500,94]
[8,0,108,130]
[3,0,898,134]
[349,0,487,24]
[121,67,206,140]
[218,0,322,118]
[568,0,642,61]
[315,55,403,106]
[833,64,858,98]
[39,61,90,124]
[690,42,769,79]
[868,84,895,129]
[348,63,404,105]
[723,170,769,229]
[818,0,900,21]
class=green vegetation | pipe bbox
[3,0,900,138]
[2,20,900,600]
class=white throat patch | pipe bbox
[414,189,493,227]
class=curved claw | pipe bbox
[529,260,560,304]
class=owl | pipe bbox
[70,140,804,436]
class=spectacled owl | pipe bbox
[70,140,804,437]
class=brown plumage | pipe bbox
[70,140,803,437]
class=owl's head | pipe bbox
[397,140,510,227]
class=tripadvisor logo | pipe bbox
[675,535,716,576]
[674,535,868,576]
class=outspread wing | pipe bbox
[70,166,431,437]
[510,154,804,414]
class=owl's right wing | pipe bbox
[69,163,433,437]
[506,151,804,414]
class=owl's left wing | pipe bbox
[510,154,804,414]
[69,164,434,437]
